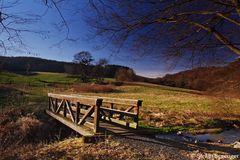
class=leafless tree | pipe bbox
[115,68,136,82]
[25,63,31,75]
[0,0,73,54]
[73,51,94,82]
[93,58,108,83]
[87,0,240,66]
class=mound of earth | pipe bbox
[159,59,240,98]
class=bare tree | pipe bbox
[0,0,73,54]
[115,68,136,82]
[96,58,108,67]
[73,51,94,82]
[87,0,240,66]
[25,63,31,75]
[93,58,108,83]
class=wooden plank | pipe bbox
[102,117,137,129]
[56,99,65,113]
[63,102,67,117]
[134,105,140,128]
[75,104,80,124]
[48,93,102,106]
[48,97,51,110]
[100,107,137,118]
[71,106,94,117]
[118,106,135,119]
[49,97,55,112]
[55,98,58,112]
[71,94,142,106]
[94,105,100,133]
[66,100,75,122]
[59,111,94,129]
[125,106,135,112]
[46,110,94,136]
[99,121,136,135]
[78,106,94,125]
[72,106,137,120]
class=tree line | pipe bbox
[0,54,135,82]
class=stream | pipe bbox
[155,129,240,144]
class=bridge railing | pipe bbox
[47,93,103,134]
[47,93,142,135]
[71,94,142,129]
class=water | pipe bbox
[155,129,240,144]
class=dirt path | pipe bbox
[114,133,240,160]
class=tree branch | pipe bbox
[190,21,240,56]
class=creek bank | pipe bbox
[155,129,240,144]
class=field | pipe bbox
[1,72,239,131]
[1,71,240,159]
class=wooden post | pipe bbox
[48,97,51,110]
[75,103,80,124]
[134,100,142,129]
[93,105,100,133]
[110,103,113,118]
[93,99,102,133]
[55,98,58,112]
[63,102,67,117]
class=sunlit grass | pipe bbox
[82,84,240,114]
[1,71,239,114]
[1,71,239,131]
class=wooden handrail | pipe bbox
[47,93,103,134]
[70,94,142,129]
[48,93,102,106]
[70,94,142,106]
[46,93,142,135]
[100,106,137,118]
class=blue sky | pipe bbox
[2,0,180,77]
[1,1,188,77]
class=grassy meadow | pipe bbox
[1,71,240,159]
[1,71,239,132]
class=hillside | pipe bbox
[159,59,240,97]
[0,56,131,78]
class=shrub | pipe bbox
[110,81,123,86]
[73,84,116,93]
[0,116,43,149]
[115,68,136,81]
[16,117,43,143]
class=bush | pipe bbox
[0,116,43,149]
[110,81,123,86]
[73,84,116,93]
[16,117,43,143]
[115,68,136,81]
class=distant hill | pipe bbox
[0,56,131,78]
[158,59,240,97]
[0,56,69,73]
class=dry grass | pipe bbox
[77,83,240,130]
[71,84,117,93]
[0,115,43,150]
[13,137,143,160]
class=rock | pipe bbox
[233,124,239,129]
[177,131,182,135]
[217,140,223,143]
[232,141,240,149]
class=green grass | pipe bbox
[82,84,240,114]
[0,72,78,86]
[1,71,240,133]
[139,121,190,134]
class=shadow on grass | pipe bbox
[122,134,240,155]
[12,71,39,76]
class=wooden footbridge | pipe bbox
[46,93,142,137]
